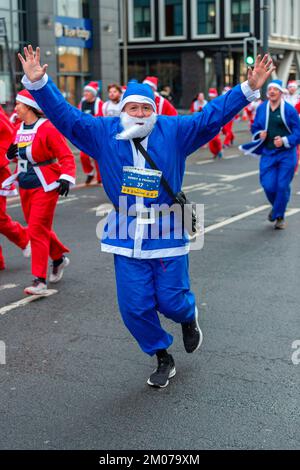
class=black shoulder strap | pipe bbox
[133,138,177,202]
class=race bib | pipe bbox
[15,132,35,148]
[121,166,162,199]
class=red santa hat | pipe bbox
[84,81,99,96]
[16,89,42,112]
[208,88,218,98]
[143,76,158,91]
[287,80,298,89]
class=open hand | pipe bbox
[18,45,48,83]
[248,55,276,91]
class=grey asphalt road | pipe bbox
[1,124,300,450]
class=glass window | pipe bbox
[57,0,81,18]
[133,0,152,38]
[197,0,217,35]
[57,46,81,72]
[230,0,251,33]
[164,0,184,37]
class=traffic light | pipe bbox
[243,37,257,66]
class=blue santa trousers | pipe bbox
[114,254,196,356]
[259,151,297,219]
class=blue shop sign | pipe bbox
[55,16,93,49]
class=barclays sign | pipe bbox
[55,16,93,49]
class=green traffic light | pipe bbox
[246,56,255,66]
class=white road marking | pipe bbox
[205,205,269,233]
[196,159,214,166]
[219,170,259,182]
[89,203,113,216]
[0,284,19,292]
[57,196,79,205]
[251,188,264,194]
[196,154,242,165]
[183,182,236,196]
[0,289,58,316]
[285,208,300,217]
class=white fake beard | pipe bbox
[116,112,157,140]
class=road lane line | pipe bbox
[196,154,242,165]
[251,188,264,194]
[220,170,259,182]
[205,205,269,233]
[0,289,58,316]
[285,208,300,217]
[0,284,19,292]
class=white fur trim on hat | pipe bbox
[16,94,42,112]
[84,86,98,96]
[267,82,284,92]
[143,79,158,91]
[120,94,156,112]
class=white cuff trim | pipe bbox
[282,136,291,148]
[59,174,76,185]
[21,74,49,91]
[241,81,261,102]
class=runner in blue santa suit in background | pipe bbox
[241,79,300,229]
[19,46,274,388]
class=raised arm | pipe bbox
[18,46,104,158]
[177,55,275,156]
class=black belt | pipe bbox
[27,158,57,168]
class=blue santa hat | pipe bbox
[267,79,284,92]
[120,82,156,112]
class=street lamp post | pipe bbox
[122,0,128,85]
[262,0,270,97]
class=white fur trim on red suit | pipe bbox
[59,174,76,185]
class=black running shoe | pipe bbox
[181,307,203,353]
[268,210,275,222]
[147,354,176,388]
[85,174,94,185]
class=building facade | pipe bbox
[0,0,120,108]
[120,0,300,108]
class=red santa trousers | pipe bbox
[222,120,235,146]
[0,195,29,268]
[209,134,222,157]
[80,152,101,182]
[19,187,69,279]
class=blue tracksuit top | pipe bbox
[250,99,300,157]
[23,75,254,259]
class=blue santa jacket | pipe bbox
[240,99,300,157]
[25,76,252,259]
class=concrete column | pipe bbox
[276,51,295,85]
[26,0,58,83]
[181,51,205,109]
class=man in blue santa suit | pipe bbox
[19,46,274,388]
[240,79,300,229]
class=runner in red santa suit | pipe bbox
[221,87,236,148]
[190,92,208,113]
[207,88,223,159]
[142,76,178,116]
[3,90,76,294]
[284,81,300,108]
[0,108,30,270]
[78,81,103,184]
